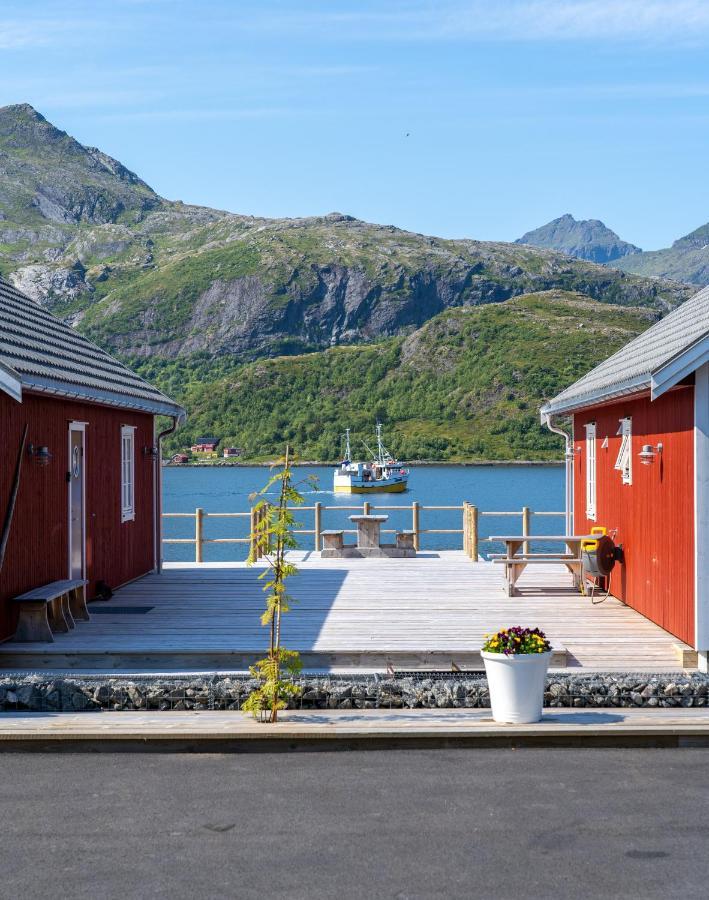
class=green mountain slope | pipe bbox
[516,214,641,264]
[134,292,657,461]
[0,104,691,364]
[613,222,709,286]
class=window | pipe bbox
[121,426,135,522]
[614,417,632,485]
[585,422,597,520]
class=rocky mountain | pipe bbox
[516,214,641,264]
[612,222,709,286]
[0,104,691,366]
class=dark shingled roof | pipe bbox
[0,276,185,417]
[541,285,709,416]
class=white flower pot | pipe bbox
[482,650,551,724]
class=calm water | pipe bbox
[162,464,565,562]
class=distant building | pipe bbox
[223,447,243,458]
[191,437,220,453]
[172,453,189,464]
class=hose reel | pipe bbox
[582,534,619,578]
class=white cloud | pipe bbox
[435,0,709,42]
[241,0,709,44]
[0,21,56,49]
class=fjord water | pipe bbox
[162,465,564,562]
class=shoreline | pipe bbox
[164,459,564,468]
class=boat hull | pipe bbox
[334,480,408,494]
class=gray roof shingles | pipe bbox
[0,277,185,417]
[542,285,709,415]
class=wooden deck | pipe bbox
[0,552,694,672]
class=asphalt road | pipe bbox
[0,748,707,900]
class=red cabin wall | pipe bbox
[0,391,156,642]
[573,386,695,646]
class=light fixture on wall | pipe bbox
[638,443,663,466]
[143,445,159,458]
[26,444,52,466]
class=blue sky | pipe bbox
[1,0,708,249]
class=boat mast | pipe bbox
[376,422,385,465]
[344,428,352,462]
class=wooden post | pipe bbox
[363,500,370,516]
[463,501,469,556]
[412,500,420,551]
[195,507,204,563]
[250,505,258,560]
[258,503,269,560]
[470,505,479,561]
[314,501,322,552]
[522,506,531,556]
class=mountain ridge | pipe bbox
[516,214,641,264]
[0,103,701,460]
[0,104,691,363]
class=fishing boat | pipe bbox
[333,425,409,493]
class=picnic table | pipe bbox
[487,534,598,597]
[349,514,388,550]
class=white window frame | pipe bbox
[585,422,597,520]
[614,417,632,486]
[121,425,136,523]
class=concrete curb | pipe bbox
[1,708,708,751]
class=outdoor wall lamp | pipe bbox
[27,444,52,466]
[143,445,159,458]
[638,443,663,465]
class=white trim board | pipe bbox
[653,334,709,400]
[0,361,22,402]
[695,363,709,652]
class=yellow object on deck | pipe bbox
[582,526,607,552]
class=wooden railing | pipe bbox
[162,503,565,563]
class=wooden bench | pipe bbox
[320,530,344,552]
[396,530,416,551]
[13,579,89,643]
[492,556,584,597]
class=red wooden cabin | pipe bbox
[0,278,185,642]
[191,437,219,453]
[541,285,709,670]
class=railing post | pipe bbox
[314,501,322,552]
[470,505,478,561]
[195,507,204,563]
[258,503,269,560]
[250,505,258,560]
[363,500,370,516]
[463,501,469,556]
[412,500,420,551]
[522,506,531,556]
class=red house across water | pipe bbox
[0,278,185,642]
[541,285,709,671]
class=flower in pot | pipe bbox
[481,626,552,724]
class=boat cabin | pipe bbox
[541,285,709,671]
[0,277,185,642]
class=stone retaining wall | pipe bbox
[1,672,707,713]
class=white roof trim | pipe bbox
[651,333,709,400]
[540,373,650,418]
[23,374,186,420]
[0,360,22,403]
